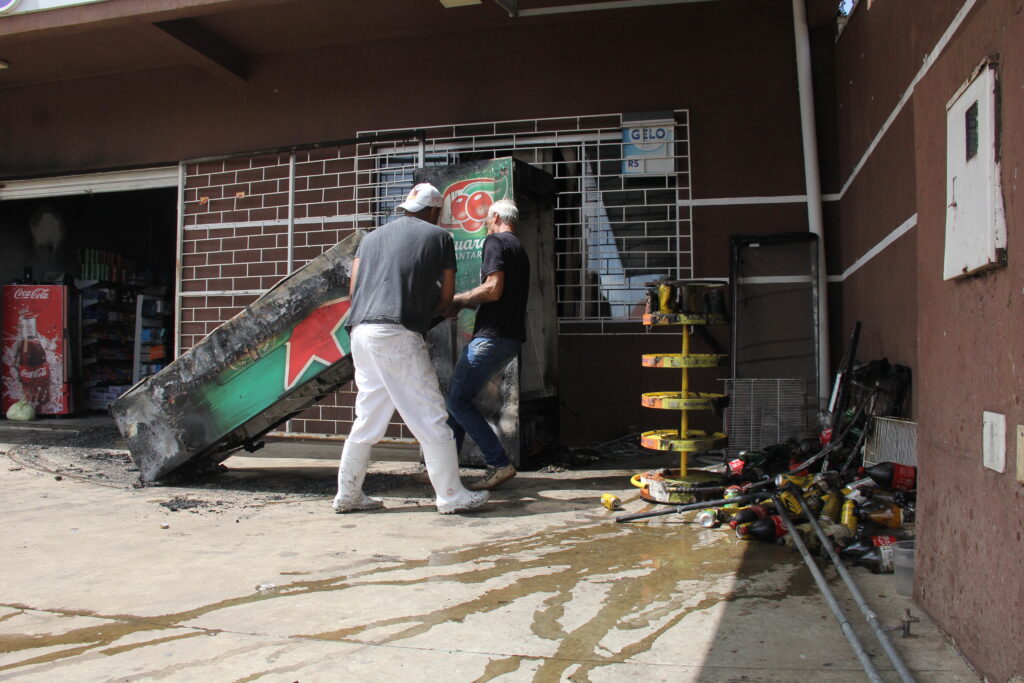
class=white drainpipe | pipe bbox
[792,0,831,405]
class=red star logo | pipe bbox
[283,297,351,390]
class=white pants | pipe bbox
[347,324,453,446]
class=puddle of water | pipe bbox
[0,521,808,680]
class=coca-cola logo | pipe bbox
[13,288,50,300]
[19,367,50,379]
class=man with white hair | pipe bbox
[333,183,489,515]
[446,198,530,491]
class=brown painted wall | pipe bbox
[909,1,1024,679]
[0,2,803,185]
[830,0,944,388]
[833,2,1024,678]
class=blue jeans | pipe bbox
[446,336,520,468]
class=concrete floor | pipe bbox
[0,417,980,682]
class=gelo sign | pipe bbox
[628,126,670,151]
[622,120,675,176]
[0,0,22,13]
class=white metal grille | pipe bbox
[724,378,807,457]
[355,111,692,332]
[863,417,917,467]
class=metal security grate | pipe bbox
[725,378,807,457]
[356,111,692,332]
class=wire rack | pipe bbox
[357,111,692,333]
[724,378,807,458]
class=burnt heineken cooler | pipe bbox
[110,235,363,482]
[416,157,557,467]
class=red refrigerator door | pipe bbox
[2,285,73,415]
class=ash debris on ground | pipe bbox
[159,496,230,513]
[1,418,646,515]
[5,444,138,487]
[531,432,650,473]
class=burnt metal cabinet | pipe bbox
[415,157,557,467]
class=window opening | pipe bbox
[965,101,979,161]
[356,111,692,333]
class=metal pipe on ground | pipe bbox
[771,495,885,683]
[615,489,768,523]
[792,488,917,683]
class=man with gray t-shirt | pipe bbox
[333,183,489,515]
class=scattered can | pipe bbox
[601,493,622,511]
[695,509,721,528]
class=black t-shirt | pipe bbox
[473,231,529,342]
[347,216,456,335]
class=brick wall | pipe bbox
[179,145,418,442]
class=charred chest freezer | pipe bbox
[111,156,555,482]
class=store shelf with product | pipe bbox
[75,247,173,410]
[77,281,135,410]
[133,294,169,384]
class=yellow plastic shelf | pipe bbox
[642,312,729,326]
[641,353,727,369]
[641,391,728,411]
[641,429,729,452]
[633,467,725,504]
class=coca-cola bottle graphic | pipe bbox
[17,314,50,407]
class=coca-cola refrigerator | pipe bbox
[2,285,79,415]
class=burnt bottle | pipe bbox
[727,504,772,529]
[735,515,788,543]
[853,544,896,574]
[861,462,917,491]
[657,283,676,314]
[839,533,898,560]
[819,491,843,522]
[857,500,914,529]
[644,287,659,316]
[840,499,858,533]
[854,523,915,541]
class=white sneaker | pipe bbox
[436,490,490,515]
[332,493,384,513]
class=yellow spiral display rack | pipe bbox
[638,280,729,503]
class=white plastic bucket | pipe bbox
[893,540,915,597]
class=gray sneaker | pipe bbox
[468,465,516,491]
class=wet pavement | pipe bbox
[0,417,980,682]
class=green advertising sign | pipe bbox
[434,157,513,342]
[199,292,352,436]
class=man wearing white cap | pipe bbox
[332,183,489,515]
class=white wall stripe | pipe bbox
[185,214,372,231]
[834,0,978,201]
[828,214,918,283]
[738,275,815,285]
[679,193,841,207]
[681,195,806,207]
[180,289,266,297]
[186,215,374,231]
[519,0,717,17]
